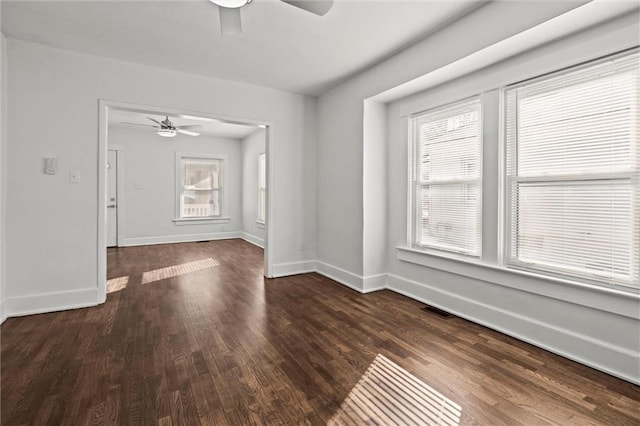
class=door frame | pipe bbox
[97,99,273,303]
[107,145,125,247]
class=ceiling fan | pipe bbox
[123,116,201,138]
[210,0,333,36]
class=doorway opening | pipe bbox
[98,100,272,303]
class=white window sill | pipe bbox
[256,220,265,229]
[396,245,639,317]
[401,245,482,265]
[173,217,230,226]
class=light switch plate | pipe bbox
[44,157,57,175]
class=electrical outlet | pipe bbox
[299,243,306,251]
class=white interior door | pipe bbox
[106,150,118,247]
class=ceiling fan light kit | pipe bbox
[209,0,252,9]
[157,129,177,138]
[211,0,333,36]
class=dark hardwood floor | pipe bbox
[2,239,639,425]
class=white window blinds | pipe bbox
[505,50,639,289]
[411,97,482,256]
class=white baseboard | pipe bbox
[3,252,633,386]
[315,261,365,292]
[0,299,6,324]
[314,262,387,294]
[241,232,264,248]
[362,273,387,293]
[121,231,242,247]
[2,287,98,319]
[385,273,640,386]
[272,260,316,278]
[309,260,639,385]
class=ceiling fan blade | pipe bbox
[123,122,157,128]
[147,117,164,126]
[176,125,202,130]
[177,129,200,137]
[219,7,242,36]
[281,0,333,16]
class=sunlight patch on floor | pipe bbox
[141,258,221,284]
[106,276,129,294]
[329,354,462,426]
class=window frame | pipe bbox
[173,151,230,225]
[408,95,483,258]
[257,152,266,224]
[502,49,639,290]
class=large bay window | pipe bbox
[505,51,639,289]
[410,97,482,256]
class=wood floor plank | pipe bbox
[2,239,638,425]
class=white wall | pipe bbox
[316,1,584,282]
[4,38,316,317]
[384,13,640,384]
[361,100,387,290]
[241,129,266,247]
[0,8,7,322]
[108,126,243,246]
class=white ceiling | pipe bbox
[109,108,262,139]
[0,0,482,96]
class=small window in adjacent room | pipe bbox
[176,154,224,219]
[258,152,266,223]
[504,50,639,289]
[410,96,482,257]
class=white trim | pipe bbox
[267,259,387,293]
[3,251,635,385]
[2,288,98,319]
[396,246,639,318]
[408,96,483,258]
[497,87,507,267]
[314,261,387,294]
[241,232,264,248]
[257,152,266,223]
[97,100,108,303]
[264,127,273,277]
[385,273,640,385]
[175,151,228,220]
[310,259,639,384]
[98,99,275,297]
[371,1,639,104]
[173,217,231,225]
[0,299,6,324]
[315,261,364,292]
[121,232,242,247]
[362,273,387,293]
[271,261,316,278]
[502,50,639,291]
